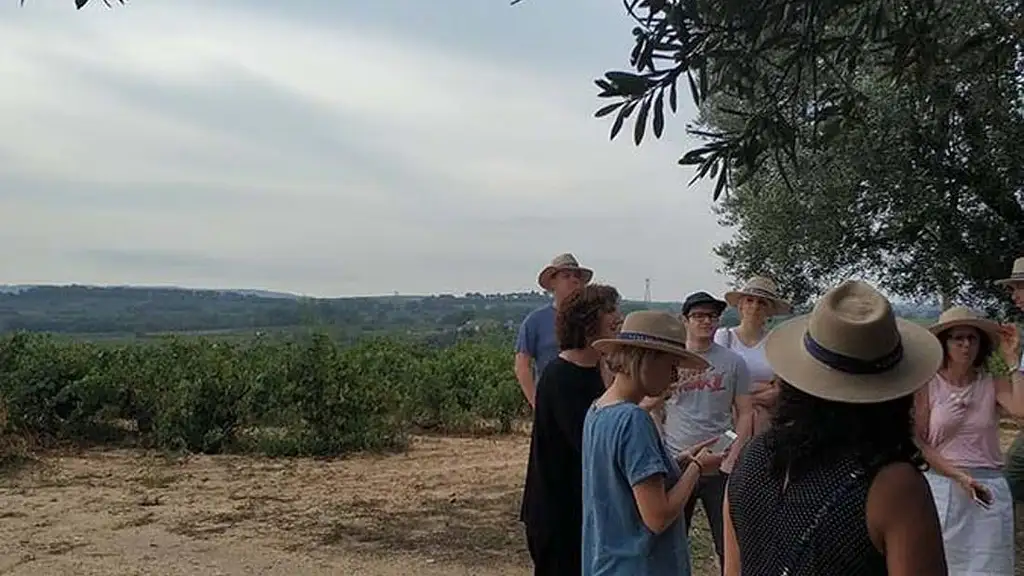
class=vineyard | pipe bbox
[0,331,526,457]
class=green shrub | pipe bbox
[0,330,526,456]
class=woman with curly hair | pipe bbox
[519,283,621,575]
[723,280,947,576]
[915,307,1024,575]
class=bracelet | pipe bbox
[690,458,704,475]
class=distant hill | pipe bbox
[0,284,942,339]
[0,284,682,337]
[0,284,302,300]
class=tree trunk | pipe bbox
[938,289,953,312]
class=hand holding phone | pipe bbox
[710,430,738,454]
[972,484,993,509]
[959,474,994,508]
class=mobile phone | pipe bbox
[710,430,738,453]
[972,486,993,509]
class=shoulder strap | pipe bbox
[778,467,867,576]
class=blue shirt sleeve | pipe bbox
[515,313,535,356]
[617,406,670,487]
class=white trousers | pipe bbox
[924,469,1014,576]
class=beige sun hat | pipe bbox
[764,280,942,404]
[995,256,1024,286]
[537,253,593,291]
[929,306,1002,345]
[593,310,710,371]
[724,276,792,315]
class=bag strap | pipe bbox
[778,467,867,576]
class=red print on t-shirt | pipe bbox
[681,373,725,392]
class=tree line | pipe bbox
[0,285,683,337]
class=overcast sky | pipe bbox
[0,0,734,301]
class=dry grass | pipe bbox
[0,426,1017,575]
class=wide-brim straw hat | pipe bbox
[593,310,710,371]
[995,256,1024,286]
[929,306,1002,346]
[724,276,792,315]
[537,253,593,291]
[765,280,942,404]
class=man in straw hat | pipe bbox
[721,280,947,575]
[514,253,593,408]
[995,256,1024,509]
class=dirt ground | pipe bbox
[0,430,1019,576]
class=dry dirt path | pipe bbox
[0,435,535,576]
[0,430,1018,575]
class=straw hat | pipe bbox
[929,306,1002,346]
[995,257,1024,286]
[593,310,710,371]
[765,280,942,404]
[724,276,792,315]
[537,253,593,291]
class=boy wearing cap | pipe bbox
[661,291,754,572]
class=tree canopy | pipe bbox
[591,0,1022,199]
[583,0,1022,311]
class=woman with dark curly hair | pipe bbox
[519,283,621,575]
[722,280,947,576]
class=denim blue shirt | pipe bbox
[582,401,691,576]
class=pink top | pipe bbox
[925,372,1003,469]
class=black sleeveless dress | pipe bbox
[727,434,888,575]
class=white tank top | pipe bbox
[714,327,773,383]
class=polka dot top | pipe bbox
[727,434,887,575]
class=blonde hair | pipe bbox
[604,346,660,377]
[605,346,669,433]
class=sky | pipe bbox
[0,0,734,301]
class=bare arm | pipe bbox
[867,462,948,576]
[995,372,1024,417]
[749,380,779,408]
[723,394,753,473]
[632,463,702,534]
[723,489,740,576]
[723,360,755,473]
[513,353,536,409]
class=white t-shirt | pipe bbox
[714,327,774,383]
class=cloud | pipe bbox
[0,0,733,299]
